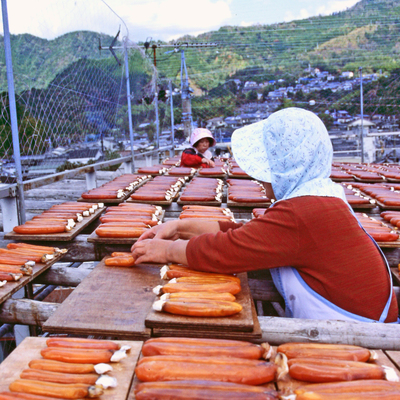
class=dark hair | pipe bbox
[194,137,213,148]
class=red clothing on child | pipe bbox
[181,148,212,168]
[186,196,398,322]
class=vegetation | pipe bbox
[1,0,400,149]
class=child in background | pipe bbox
[181,128,216,168]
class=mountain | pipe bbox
[1,0,400,94]
[0,31,117,92]
[0,0,399,151]
[153,0,400,90]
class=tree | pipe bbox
[247,90,258,101]
[318,113,334,130]
[276,98,295,110]
[145,123,156,142]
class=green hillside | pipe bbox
[153,0,400,90]
[0,0,400,152]
[1,0,400,94]
[0,31,117,92]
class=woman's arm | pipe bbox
[135,219,220,242]
[131,219,221,265]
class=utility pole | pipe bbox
[150,44,160,149]
[359,67,364,163]
[169,80,175,151]
[101,38,218,148]
[180,49,192,140]
[145,41,218,140]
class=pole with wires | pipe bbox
[359,67,364,163]
[1,0,26,224]
[180,49,193,140]
[169,80,175,152]
[151,45,160,149]
[124,38,135,172]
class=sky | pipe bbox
[1,0,361,43]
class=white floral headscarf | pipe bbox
[231,107,346,202]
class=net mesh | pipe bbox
[2,1,400,174]
[0,1,159,181]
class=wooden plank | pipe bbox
[4,208,104,242]
[259,316,400,349]
[0,337,142,400]
[197,172,227,179]
[127,192,180,206]
[127,340,275,400]
[350,203,377,210]
[0,252,65,305]
[152,298,262,341]
[165,172,196,178]
[177,197,222,206]
[353,176,385,183]
[77,176,152,204]
[276,349,400,393]
[87,211,165,245]
[392,267,400,285]
[43,261,160,340]
[77,196,128,204]
[145,273,254,332]
[226,173,252,179]
[376,199,400,211]
[248,278,283,302]
[227,199,272,208]
[331,177,354,182]
[385,350,400,371]
[351,214,400,248]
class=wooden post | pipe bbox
[0,197,19,232]
[0,299,59,326]
[123,161,133,174]
[258,316,400,350]
[33,264,91,287]
[85,171,97,190]
[11,288,30,345]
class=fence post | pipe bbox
[85,170,97,190]
[1,0,26,224]
[124,39,135,173]
[123,161,133,174]
[145,155,153,166]
[0,194,18,233]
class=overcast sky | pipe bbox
[1,0,360,43]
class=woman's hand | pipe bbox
[131,239,189,265]
[131,239,171,264]
[135,220,180,243]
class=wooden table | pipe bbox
[43,261,160,340]
[145,273,255,333]
[0,251,65,305]
[276,349,400,394]
[0,337,142,400]
[77,177,152,204]
[42,258,262,341]
[151,299,262,341]
[4,208,104,242]
[87,211,165,245]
